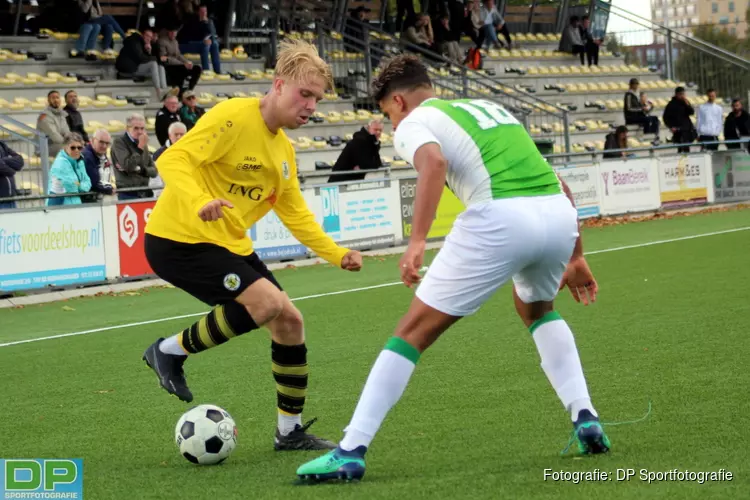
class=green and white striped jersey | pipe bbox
[393,98,562,206]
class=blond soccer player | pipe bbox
[142,39,363,451]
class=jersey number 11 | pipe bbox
[452,100,520,130]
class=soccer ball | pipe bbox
[175,404,237,465]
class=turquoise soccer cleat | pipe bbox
[573,409,611,454]
[296,446,367,482]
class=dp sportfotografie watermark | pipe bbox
[544,468,733,484]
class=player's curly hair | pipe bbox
[274,38,334,90]
[370,53,432,102]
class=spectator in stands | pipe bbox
[724,99,750,151]
[580,15,601,66]
[559,16,584,64]
[603,125,632,159]
[63,90,89,144]
[344,6,368,53]
[112,113,158,200]
[395,0,417,33]
[0,139,24,210]
[640,91,654,115]
[179,91,205,130]
[178,5,222,74]
[153,121,187,161]
[463,0,485,48]
[116,29,172,98]
[696,89,723,151]
[624,78,659,138]
[46,132,91,206]
[663,86,696,153]
[327,120,384,183]
[71,0,126,58]
[159,29,203,97]
[155,94,182,147]
[403,13,435,53]
[81,129,116,202]
[481,0,512,49]
[37,90,71,157]
[435,15,463,65]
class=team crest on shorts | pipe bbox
[223,273,241,291]
[282,161,290,179]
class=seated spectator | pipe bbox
[152,122,187,196]
[116,29,171,97]
[154,121,187,160]
[64,90,89,143]
[663,86,696,153]
[112,113,159,200]
[0,139,24,209]
[580,15,601,66]
[403,13,435,52]
[696,88,723,151]
[71,0,126,58]
[434,15,463,65]
[159,28,203,97]
[156,94,182,146]
[624,78,660,138]
[559,16,584,64]
[603,125,631,159]
[463,0,484,48]
[37,90,71,157]
[480,0,512,49]
[178,5,222,74]
[724,99,750,151]
[82,129,116,202]
[327,120,384,183]
[179,91,205,130]
[46,132,92,206]
[343,6,368,53]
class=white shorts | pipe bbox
[416,194,579,317]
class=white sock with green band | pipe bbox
[339,337,421,451]
[529,311,597,422]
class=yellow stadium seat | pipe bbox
[326,111,342,123]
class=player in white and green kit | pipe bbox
[297,54,610,482]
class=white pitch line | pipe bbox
[1,225,748,349]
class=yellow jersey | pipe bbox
[145,98,348,266]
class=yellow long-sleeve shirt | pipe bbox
[145,98,349,266]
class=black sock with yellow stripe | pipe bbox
[179,302,258,354]
[271,341,308,417]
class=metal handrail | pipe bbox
[342,18,569,117]
[606,2,750,71]
[545,138,750,162]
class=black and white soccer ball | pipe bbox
[175,404,237,465]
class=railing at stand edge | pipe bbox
[602,2,750,100]
[0,115,49,207]
[315,19,573,153]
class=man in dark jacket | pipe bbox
[64,90,89,143]
[0,140,24,209]
[155,94,182,146]
[663,86,696,153]
[81,128,116,202]
[115,29,170,94]
[724,99,750,151]
[111,113,158,200]
[327,120,384,183]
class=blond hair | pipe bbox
[274,38,334,90]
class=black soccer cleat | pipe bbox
[142,338,193,403]
[573,409,611,454]
[274,417,337,451]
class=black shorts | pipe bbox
[144,234,282,306]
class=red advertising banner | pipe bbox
[117,200,156,277]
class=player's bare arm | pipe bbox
[400,143,447,287]
[558,175,598,305]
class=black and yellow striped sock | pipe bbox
[179,303,258,354]
[271,341,308,416]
